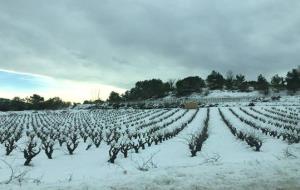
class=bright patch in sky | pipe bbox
[0,70,125,102]
[0,70,50,91]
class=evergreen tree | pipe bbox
[122,79,169,100]
[44,97,71,109]
[286,68,300,93]
[271,74,285,92]
[108,91,122,103]
[176,76,206,96]
[235,74,248,92]
[10,97,27,111]
[0,95,71,111]
[256,74,269,95]
[206,71,225,90]
[26,94,45,110]
[0,98,11,111]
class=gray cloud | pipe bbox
[0,0,300,89]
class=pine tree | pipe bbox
[108,91,122,103]
[256,74,269,95]
[235,74,248,92]
[286,68,300,93]
[271,74,285,92]
[176,76,206,96]
[206,71,225,90]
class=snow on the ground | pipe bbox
[203,90,260,98]
[162,90,260,101]
[1,102,300,189]
[220,107,289,159]
[1,142,300,190]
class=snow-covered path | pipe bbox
[201,108,262,162]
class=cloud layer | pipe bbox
[0,0,300,89]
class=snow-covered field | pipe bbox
[1,99,300,189]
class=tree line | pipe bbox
[0,94,71,111]
[108,67,300,102]
[1,67,299,110]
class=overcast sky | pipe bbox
[0,0,299,101]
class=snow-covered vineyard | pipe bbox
[1,99,300,189]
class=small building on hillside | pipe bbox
[183,101,198,109]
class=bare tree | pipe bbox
[23,135,41,166]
